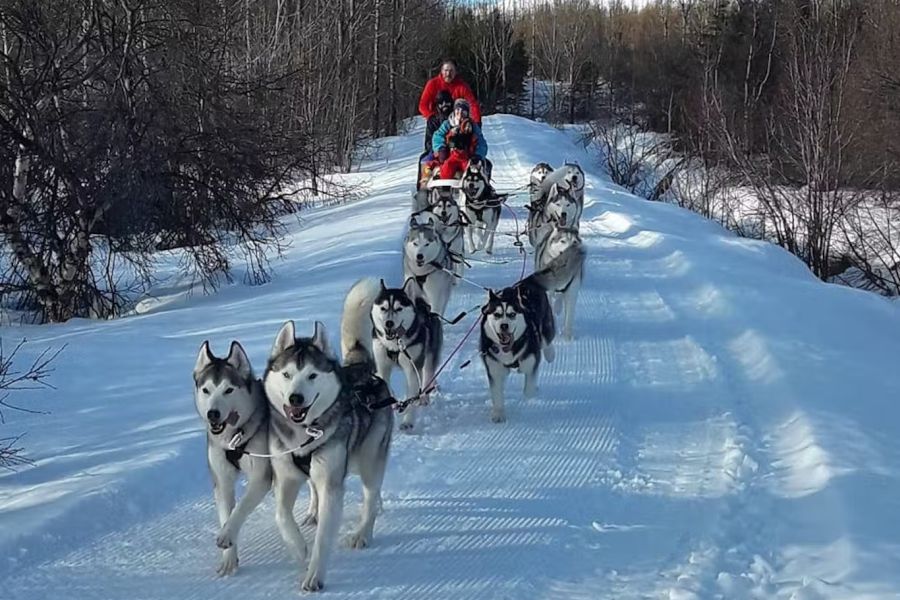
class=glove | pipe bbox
[438,147,449,162]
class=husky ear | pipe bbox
[379,278,388,292]
[482,289,499,315]
[194,340,214,374]
[226,341,252,379]
[312,321,330,354]
[271,321,295,358]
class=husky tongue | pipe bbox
[225,410,240,426]
[284,404,308,423]
[497,332,513,351]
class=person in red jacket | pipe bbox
[418,59,482,125]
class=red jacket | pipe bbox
[418,74,482,124]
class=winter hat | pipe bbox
[453,98,470,114]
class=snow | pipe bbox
[2,114,900,598]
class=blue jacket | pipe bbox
[432,119,488,158]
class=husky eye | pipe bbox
[282,371,290,380]
[224,387,234,395]
[201,387,209,394]
[308,373,317,381]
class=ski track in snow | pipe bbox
[2,115,900,599]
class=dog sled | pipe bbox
[416,150,494,191]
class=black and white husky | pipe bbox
[534,225,586,340]
[480,277,556,423]
[264,278,393,592]
[193,341,272,576]
[403,222,455,316]
[371,278,444,431]
[459,161,500,254]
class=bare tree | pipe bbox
[0,339,62,469]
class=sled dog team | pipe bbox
[191,161,588,591]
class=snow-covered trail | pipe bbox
[3,115,900,599]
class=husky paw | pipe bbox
[399,421,415,432]
[216,548,239,576]
[491,409,506,423]
[301,570,324,592]
[543,345,556,363]
[216,526,235,549]
[345,531,370,549]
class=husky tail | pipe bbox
[341,277,381,366]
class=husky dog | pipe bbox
[480,277,556,423]
[193,341,272,577]
[539,161,585,202]
[534,225,586,340]
[459,160,500,255]
[526,162,555,246]
[371,278,444,431]
[403,222,454,316]
[527,162,584,245]
[530,162,555,199]
[264,279,394,592]
[544,183,582,230]
[429,195,467,283]
[428,182,458,208]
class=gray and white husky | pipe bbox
[538,161,585,204]
[459,161,500,254]
[403,222,455,316]
[528,162,584,245]
[480,277,556,423]
[264,279,394,592]
[193,340,272,577]
[527,162,555,246]
[371,277,444,431]
[411,197,467,284]
[534,225,586,340]
[544,183,582,230]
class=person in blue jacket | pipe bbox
[432,99,488,180]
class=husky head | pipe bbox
[481,287,528,352]
[429,184,456,206]
[544,225,582,261]
[410,208,440,230]
[530,162,554,186]
[561,162,585,193]
[546,184,579,228]
[405,223,445,268]
[371,278,427,341]
[431,194,462,226]
[264,320,341,427]
[193,341,256,436]
[461,162,488,200]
